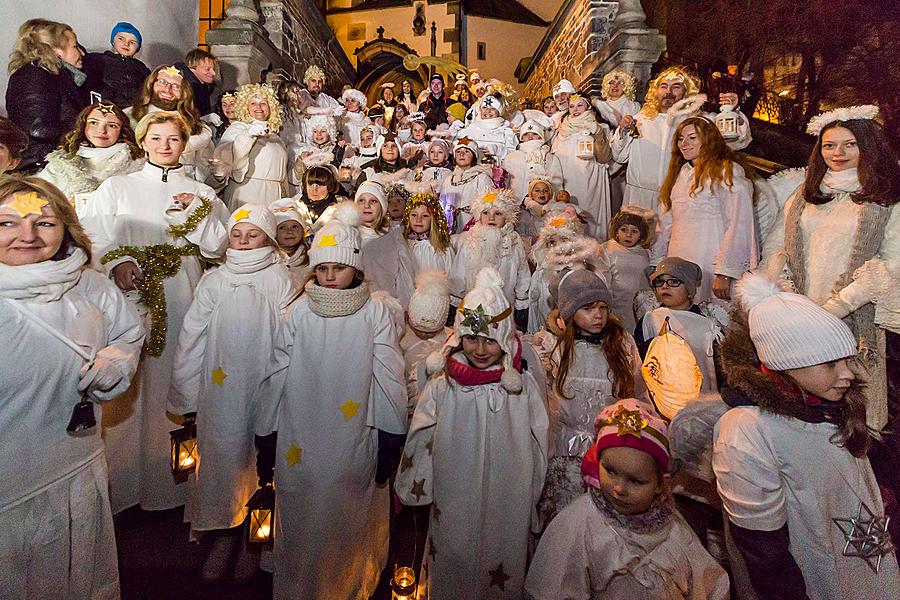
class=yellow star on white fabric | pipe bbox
[340,399,360,421]
[317,234,337,247]
[232,207,251,221]
[211,367,227,385]
[284,442,302,467]
[4,191,48,217]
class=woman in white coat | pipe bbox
[213,84,292,211]
[254,203,408,600]
[655,116,758,302]
[0,177,144,599]
[80,111,229,514]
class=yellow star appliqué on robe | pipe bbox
[4,191,48,217]
[340,399,360,420]
[284,443,302,467]
[211,367,227,385]
[232,207,252,221]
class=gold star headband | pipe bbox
[161,65,183,79]
[3,191,49,217]
[95,102,117,115]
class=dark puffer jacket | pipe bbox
[82,51,150,108]
[6,62,89,172]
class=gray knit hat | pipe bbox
[737,272,857,370]
[649,257,703,298]
[557,269,611,322]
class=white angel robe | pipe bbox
[610,109,751,210]
[450,227,531,311]
[80,162,229,512]
[408,238,454,278]
[525,493,730,600]
[526,267,554,333]
[37,143,144,204]
[0,267,144,600]
[125,105,213,182]
[395,358,549,599]
[341,110,370,146]
[593,96,642,129]
[361,227,416,309]
[654,163,758,302]
[255,291,408,600]
[457,118,518,162]
[503,142,565,202]
[168,248,295,532]
[441,167,494,233]
[216,122,290,211]
[597,239,651,331]
[551,129,611,238]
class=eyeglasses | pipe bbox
[650,277,685,289]
[154,80,182,91]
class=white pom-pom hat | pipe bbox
[341,88,367,110]
[736,272,857,370]
[309,201,363,271]
[408,269,451,333]
[228,203,277,241]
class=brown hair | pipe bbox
[803,119,900,207]
[134,111,192,145]
[130,66,203,134]
[608,211,650,248]
[553,311,635,400]
[8,19,74,74]
[0,117,28,160]
[302,166,340,195]
[659,117,756,211]
[184,48,218,69]
[0,175,92,263]
[60,103,143,159]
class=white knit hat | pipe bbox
[228,203,277,241]
[452,136,480,160]
[309,201,363,271]
[480,93,505,115]
[408,270,451,333]
[426,267,522,392]
[519,120,547,142]
[269,197,308,228]
[469,188,520,227]
[553,79,576,96]
[302,110,337,143]
[736,272,857,370]
[341,88,367,110]
[354,180,387,216]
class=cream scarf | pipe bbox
[224,247,278,275]
[305,280,370,317]
[0,249,87,303]
[558,111,599,139]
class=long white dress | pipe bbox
[654,163,758,302]
[341,110,370,146]
[610,110,751,210]
[37,143,144,206]
[450,225,531,310]
[408,237,454,278]
[597,239,651,331]
[551,122,611,238]
[395,355,549,599]
[81,161,229,512]
[168,248,296,532]
[714,407,900,600]
[216,122,290,211]
[0,261,144,600]
[255,288,407,600]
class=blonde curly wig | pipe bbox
[601,69,637,101]
[234,83,283,133]
[641,67,701,119]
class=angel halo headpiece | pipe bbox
[806,104,880,136]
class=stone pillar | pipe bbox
[590,0,666,97]
[205,0,283,90]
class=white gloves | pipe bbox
[201,113,223,128]
[78,357,125,401]
[248,121,269,137]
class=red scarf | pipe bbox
[446,338,522,386]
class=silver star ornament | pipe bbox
[832,501,894,573]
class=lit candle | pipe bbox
[391,566,416,599]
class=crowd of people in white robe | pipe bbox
[1,18,899,600]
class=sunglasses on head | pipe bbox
[650,277,685,288]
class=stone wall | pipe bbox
[517,0,618,101]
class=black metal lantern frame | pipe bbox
[246,484,275,545]
[169,418,198,479]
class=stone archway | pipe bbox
[355,34,429,107]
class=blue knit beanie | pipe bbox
[111,22,142,51]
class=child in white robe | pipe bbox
[344,125,381,183]
[417,138,452,191]
[168,204,296,581]
[339,88,369,146]
[441,137,493,233]
[402,186,454,278]
[526,399,729,600]
[396,267,549,600]
[269,197,311,285]
[254,202,408,600]
[503,115,564,204]
[597,206,654,332]
[456,92,518,162]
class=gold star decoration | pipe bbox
[340,399,360,421]
[284,442,302,467]
[4,191,48,217]
[411,478,426,501]
[458,136,472,146]
[488,563,510,590]
[232,207,252,221]
[161,65,183,78]
[400,451,414,473]
[317,234,337,247]
[833,502,894,572]
[600,405,648,438]
[482,190,497,204]
[211,367,227,385]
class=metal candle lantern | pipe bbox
[66,395,96,435]
[715,104,739,141]
[169,417,198,476]
[246,484,275,545]
[391,565,416,599]
[576,133,595,160]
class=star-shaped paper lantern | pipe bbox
[340,399,360,421]
[284,442,302,467]
[488,563,511,590]
[833,501,894,572]
[317,234,337,247]
[232,207,252,221]
[410,478,426,501]
[211,367,227,385]
[600,404,648,438]
[4,191,48,217]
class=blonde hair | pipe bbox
[0,175,93,263]
[8,19,74,74]
[601,69,637,101]
[234,83,283,133]
[134,111,192,145]
[641,67,701,119]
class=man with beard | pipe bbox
[127,65,213,181]
[609,66,751,210]
[549,78,576,129]
[418,73,448,130]
[301,64,340,112]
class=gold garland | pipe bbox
[102,198,213,356]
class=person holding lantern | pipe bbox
[80,111,229,514]
[0,176,144,599]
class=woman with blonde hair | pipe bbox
[655,116,758,301]
[0,175,144,598]
[6,19,89,172]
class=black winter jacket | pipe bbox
[82,51,150,108]
[175,62,212,117]
[6,62,89,172]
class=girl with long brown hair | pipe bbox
[656,116,758,301]
[538,269,644,524]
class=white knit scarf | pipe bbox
[0,249,87,303]
[558,111,599,139]
[224,247,278,275]
[304,280,370,317]
[821,168,862,194]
